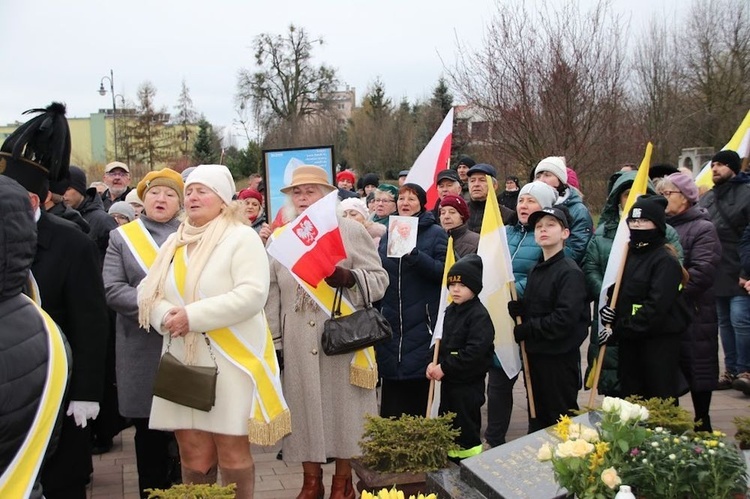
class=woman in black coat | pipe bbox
[659,174,721,430]
[600,195,689,400]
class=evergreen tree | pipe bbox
[226,141,262,179]
[175,79,197,157]
[193,119,219,164]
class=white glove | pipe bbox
[66,401,100,428]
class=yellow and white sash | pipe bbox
[170,246,291,446]
[119,219,160,274]
[0,296,69,499]
[269,225,378,389]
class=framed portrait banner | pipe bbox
[262,145,335,225]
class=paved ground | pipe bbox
[87,345,750,498]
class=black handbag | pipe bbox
[153,333,218,412]
[322,273,392,356]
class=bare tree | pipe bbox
[236,24,338,140]
[174,79,197,157]
[678,0,750,149]
[130,82,170,171]
[448,0,639,202]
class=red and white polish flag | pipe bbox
[266,190,347,287]
[404,108,454,210]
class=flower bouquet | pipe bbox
[537,397,748,498]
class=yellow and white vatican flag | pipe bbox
[477,177,520,379]
[696,110,750,190]
[427,236,455,418]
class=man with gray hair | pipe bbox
[101,161,132,210]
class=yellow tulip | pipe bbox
[378,488,391,499]
[362,493,374,499]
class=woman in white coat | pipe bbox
[138,164,289,498]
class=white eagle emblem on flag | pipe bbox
[293,216,319,246]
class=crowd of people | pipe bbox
[1,102,749,499]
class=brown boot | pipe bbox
[296,470,324,499]
[220,465,255,499]
[181,465,217,485]
[330,474,355,499]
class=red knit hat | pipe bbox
[336,170,356,184]
[440,194,470,222]
[238,188,263,203]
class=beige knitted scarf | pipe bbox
[138,207,237,363]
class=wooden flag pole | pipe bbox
[509,284,536,419]
[426,339,441,417]
[587,246,630,408]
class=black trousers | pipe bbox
[41,415,92,499]
[133,418,178,498]
[440,380,485,451]
[485,366,518,447]
[526,349,581,433]
[379,378,430,417]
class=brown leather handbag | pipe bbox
[152,333,218,412]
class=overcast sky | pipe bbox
[0,0,686,146]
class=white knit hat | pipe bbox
[534,156,568,184]
[185,164,236,205]
[340,197,369,219]
[518,181,559,209]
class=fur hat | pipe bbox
[280,165,336,194]
[534,156,568,184]
[666,172,699,205]
[518,181,558,209]
[439,194,470,222]
[138,168,185,203]
[108,201,135,222]
[340,197,369,219]
[628,194,668,234]
[401,183,427,210]
[447,254,483,296]
[712,150,741,174]
[185,164,236,205]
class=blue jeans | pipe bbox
[716,296,750,374]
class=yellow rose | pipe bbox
[581,427,600,443]
[601,467,622,489]
[537,443,553,461]
[555,438,594,458]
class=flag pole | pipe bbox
[509,283,536,419]
[587,246,630,408]
[426,339,441,417]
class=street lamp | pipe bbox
[98,69,118,161]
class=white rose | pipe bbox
[537,443,553,461]
[581,427,600,443]
[602,397,621,413]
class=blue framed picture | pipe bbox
[262,145,335,225]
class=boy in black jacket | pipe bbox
[509,207,589,432]
[427,254,494,461]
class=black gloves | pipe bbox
[508,300,523,319]
[599,305,616,325]
[513,323,531,343]
[324,266,356,288]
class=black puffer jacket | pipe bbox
[668,205,722,392]
[699,172,750,296]
[0,177,70,498]
[76,187,118,263]
[377,211,448,380]
[437,297,494,384]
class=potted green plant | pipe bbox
[145,483,236,498]
[625,395,695,434]
[734,416,750,450]
[352,413,459,495]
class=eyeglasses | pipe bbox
[374,199,395,204]
[105,171,129,177]
[658,190,681,197]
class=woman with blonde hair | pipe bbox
[138,164,289,498]
[265,165,388,499]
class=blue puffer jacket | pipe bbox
[507,222,542,299]
[377,211,448,380]
[557,188,593,265]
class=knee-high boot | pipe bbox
[220,465,255,499]
[180,465,217,485]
